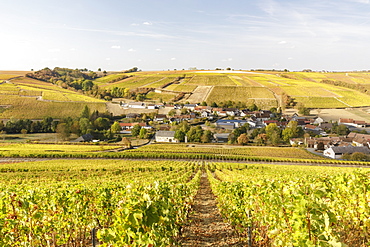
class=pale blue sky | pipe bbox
[1,0,370,71]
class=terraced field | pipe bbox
[0,76,106,119]
[3,69,370,119]
[206,86,277,108]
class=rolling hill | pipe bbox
[97,70,370,109]
[0,71,106,119]
[2,69,370,119]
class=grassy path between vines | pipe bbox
[178,172,244,246]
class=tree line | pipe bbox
[0,117,56,134]
[0,106,123,142]
[172,121,213,143]
[26,67,150,101]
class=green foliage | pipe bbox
[297,103,310,115]
[79,118,93,135]
[209,164,370,246]
[94,117,110,131]
[334,124,350,136]
[265,123,281,146]
[201,130,212,143]
[0,159,200,246]
[282,120,303,143]
[111,121,121,133]
[80,105,90,119]
[131,124,142,137]
[174,130,186,142]
[186,126,203,142]
[342,152,370,161]
[138,128,148,139]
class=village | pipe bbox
[116,101,370,160]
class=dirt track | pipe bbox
[186,86,213,103]
[179,172,244,246]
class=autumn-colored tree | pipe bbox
[237,133,249,145]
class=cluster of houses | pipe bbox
[117,102,370,159]
[305,132,370,159]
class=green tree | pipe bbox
[21,129,28,137]
[0,120,4,131]
[136,94,145,101]
[168,109,177,117]
[201,130,212,143]
[336,124,350,136]
[41,117,54,133]
[94,117,110,131]
[265,123,281,146]
[228,133,237,144]
[249,103,258,111]
[174,130,186,142]
[139,128,148,139]
[82,80,94,91]
[187,126,203,142]
[180,108,189,115]
[178,121,190,133]
[282,120,302,143]
[282,128,294,143]
[56,123,71,141]
[70,120,81,135]
[81,105,90,119]
[297,103,310,116]
[111,121,122,133]
[131,124,142,137]
[79,118,93,135]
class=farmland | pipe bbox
[3,70,370,120]
[2,142,370,166]
[0,159,200,246]
[0,153,369,246]
[0,76,106,119]
[210,162,370,246]
[206,86,277,109]
[0,95,106,119]
[93,70,370,109]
